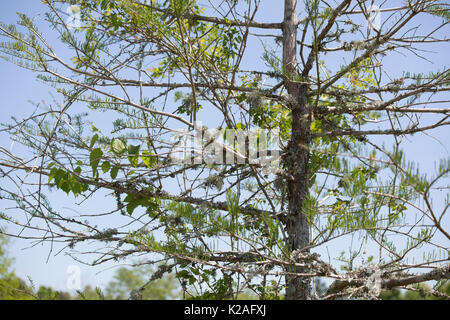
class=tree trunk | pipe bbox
[283,0,311,300]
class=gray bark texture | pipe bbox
[283,0,311,300]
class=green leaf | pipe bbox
[90,133,99,148]
[74,166,82,175]
[126,202,139,216]
[90,148,103,174]
[48,167,58,183]
[111,139,127,154]
[122,193,159,216]
[60,181,71,194]
[127,144,140,155]
[72,183,82,196]
[110,165,119,180]
[124,193,152,216]
[128,156,139,167]
[176,270,190,279]
[101,161,111,173]
[128,145,140,167]
[141,150,156,168]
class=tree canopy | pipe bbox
[0,0,449,299]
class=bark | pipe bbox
[283,0,311,300]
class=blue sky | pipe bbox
[0,0,448,293]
